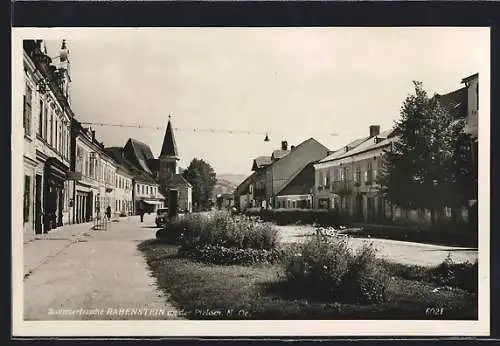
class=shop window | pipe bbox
[24,175,31,223]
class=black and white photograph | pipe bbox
[12,27,489,337]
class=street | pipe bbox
[24,214,183,320]
[276,224,478,267]
[24,214,478,320]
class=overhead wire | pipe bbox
[79,121,341,137]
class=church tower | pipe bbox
[57,39,71,104]
[158,117,180,190]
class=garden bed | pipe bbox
[138,240,477,320]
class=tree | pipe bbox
[182,158,217,211]
[378,81,476,227]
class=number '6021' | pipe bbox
[426,307,444,316]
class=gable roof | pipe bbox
[166,174,192,188]
[319,135,370,163]
[435,86,468,120]
[105,146,158,184]
[335,129,394,160]
[234,172,256,195]
[461,73,478,84]
[277,162,316,196]
[271,149,290,160]
[160,120,179,158]
[123,138,155,174]
[252,156,273,171]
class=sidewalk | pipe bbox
[24,221,96,279]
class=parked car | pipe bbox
[155,208,169,227]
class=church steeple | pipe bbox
[160,116,179,159]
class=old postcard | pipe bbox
[12,27,490,337]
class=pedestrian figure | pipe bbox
[106,206,111,220]
[139,207,145,223]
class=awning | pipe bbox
[142,199,162,205]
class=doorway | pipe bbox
[35,174,43,234]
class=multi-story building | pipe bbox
[235,138,329,210]
[314,125,391,221]
[461,73,479,140]
[134,176,163,213]
[24,39,73,234]
[68,120,120,223]
[114,165,134,217]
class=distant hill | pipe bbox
[217,174,247,187]
[212,174,248,198]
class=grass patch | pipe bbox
[138,240,477,320]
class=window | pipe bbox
[23,83,32,136]
[325,170,330,187]
[318,171,324,188]
[24,175,31,223]
[66,130,70,159]
[367,162,373,183]
[89,154,94,178]
[49,112,54,146]
[76,146,83,173]
[355,165,361,183]
[54,118,58,150]
[58,121,62,153]
[38,100,43,136]
[142,185,144,194]
[43,105,48,139]
[137,184,139,193]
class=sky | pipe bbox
[42,27,488,176]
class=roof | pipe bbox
[104,147,134,177]
[435,86,468,120]
[271,149,290,160]
[252,156,273,170]
[160,120,179,158]
[234,172,256,195]
[335,129,394,160]
[319,136,369,163]
[165,174,192,188]
[123,138,155,173]
[277,162,316,196]
[105,146,158,184]
[461,73,478,84]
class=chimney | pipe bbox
[291,145,296,150]
[369,125,380,138]
[281,140,288,151]
[91,130,96,141]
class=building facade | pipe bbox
[134,177,162,213]
[114,166,134,216]
[314,125,390,221]
[235,139,329,210]
[24,40,73,235]
[68,120,121,223]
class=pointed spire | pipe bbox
[160,116,179,159]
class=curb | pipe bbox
[23,225,95,281]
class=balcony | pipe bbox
[332,180,353,195]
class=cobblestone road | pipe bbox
[24,215,184,320]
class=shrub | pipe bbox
[284,237,388,304]
[243,209,351,227]
[178,211,279,251]
[179,245,284,266]
[430,254,478,293]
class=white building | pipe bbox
[24,40,72,235]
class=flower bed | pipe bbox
[178,245,284,266]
